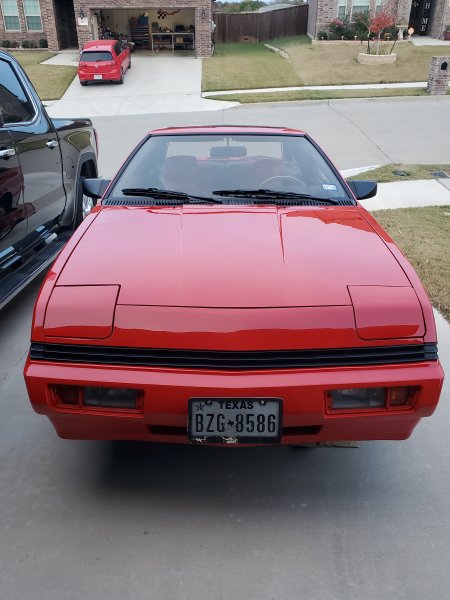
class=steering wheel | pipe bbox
[258,175,305,190]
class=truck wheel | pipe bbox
[80,80,88,86]
[128,60,131,69]
[118,70,124,84]
[74,175,96,228]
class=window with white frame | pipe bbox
[338,0,346,20]
[1,0,20,30]
[376,0,385,13]
[352,0,370,16]
[23,0,42,31]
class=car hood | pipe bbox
[57,206,411,308]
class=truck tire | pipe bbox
[74,175,96,228]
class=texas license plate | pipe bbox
[94,74,103,80]
[188,398,282,444]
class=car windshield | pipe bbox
[80,51,113,62]
[109,134,351,202]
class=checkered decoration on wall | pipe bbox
[157,9,180,19]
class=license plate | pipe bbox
[188,398,282,444]
[94,74,103,80]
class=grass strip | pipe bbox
[12,51,77,100]
[373,206,450,321]
[348,164,450,182]
[208,88,429,103]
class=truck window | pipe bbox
[0,59,34,124]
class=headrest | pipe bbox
[210,146,247,158]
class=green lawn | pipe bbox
[203,42,301,91]
[12,51,76,100]
[373,206,450,321]
[202,37,450,92]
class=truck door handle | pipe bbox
[0,147,16,159]
[46,140,58,149]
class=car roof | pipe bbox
[82,40,116,51]
[150,126,307,136]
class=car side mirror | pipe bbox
[346,180,377,200]
[82,178,111,199]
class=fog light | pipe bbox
[331,387,385,410]
[83,387,142,410]
[52,385,81,406]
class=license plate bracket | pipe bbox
[188,398,282,444]
[94,74,103,80]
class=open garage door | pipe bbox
[94,9,196,54]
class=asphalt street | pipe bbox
[92,96,450,178]
[1,97,449,600]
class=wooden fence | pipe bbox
[214,5,309,44]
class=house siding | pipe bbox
[312,0,449,40]
[0,0,212,56]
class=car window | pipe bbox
[80,51,113,62]
[110,134,350,201]
[0,59,34,123]
[114,42,122,55]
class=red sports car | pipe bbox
[24,126,444,446]
[78,40,131,86]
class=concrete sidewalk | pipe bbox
[203,81,450,97]
[339,170,450,211]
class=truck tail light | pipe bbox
[52,385,143,412]
[327,386,416,412]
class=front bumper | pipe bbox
[24,358,444,445]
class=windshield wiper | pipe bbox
[121,188,223,204]
[212,189,341,205]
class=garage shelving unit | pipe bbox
[130,24,151,49]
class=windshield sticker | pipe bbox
[322,184,338,191]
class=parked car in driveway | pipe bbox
[0,49,98,310]
[24,126,444,446]
[78,40,131,86]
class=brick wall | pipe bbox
[427,56,449,94]
[73,0,212,57]
[0,0,53,47]
[313,0,408,39]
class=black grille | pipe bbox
[29,342,438,370]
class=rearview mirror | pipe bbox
[346,180,377,200]
[82,178,111,199]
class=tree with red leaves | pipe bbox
[368,0,396,54]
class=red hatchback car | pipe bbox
[78,40,131,86]
[24,126,444,446]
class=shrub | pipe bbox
[317,30,328,40]
[9,40,20,48]
[1,40,12,48]
[39,38,48,48]
[21,40,37,48]
[328,17,356,40]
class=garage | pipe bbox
[71,1,213,58]
[93,9,195,53]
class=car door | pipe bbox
[0,124,27,256]
[0,57,66,238]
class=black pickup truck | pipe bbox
[0,49,98,309]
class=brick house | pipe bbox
[0,0,214,56]
[307,0,450,40]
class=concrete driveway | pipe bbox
[45,53,237,117]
